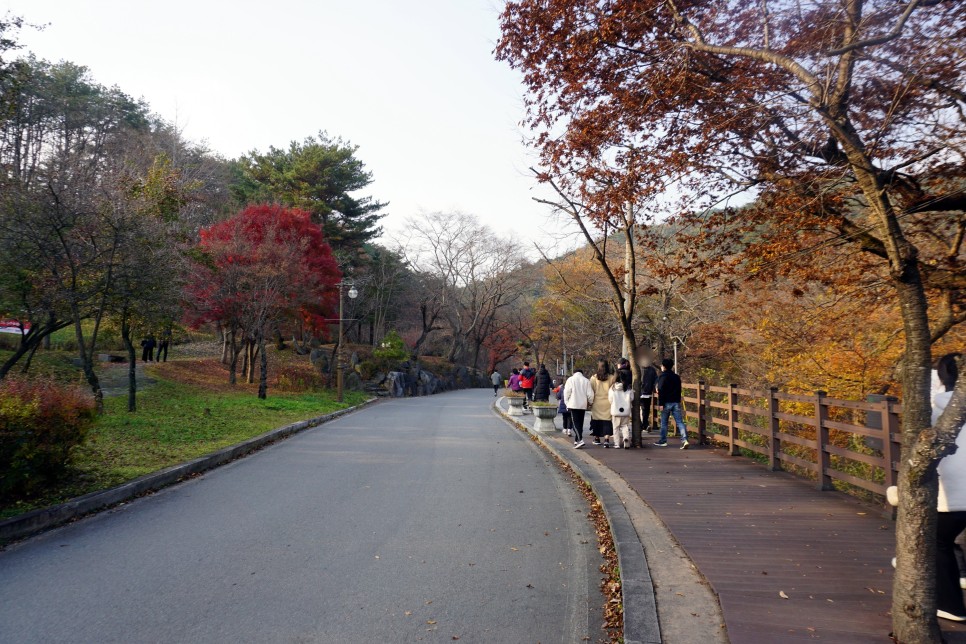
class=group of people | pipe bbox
[494,355,689,450]
[498,362,554,409]
[139,330,171,363]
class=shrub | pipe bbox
[373,331,409,363]
[272,364,326,392]
[0,379,95,501]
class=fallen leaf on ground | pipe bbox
[779,591,789,599]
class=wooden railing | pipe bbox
[672,382,902,498]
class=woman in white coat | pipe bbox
[934,353,966,621]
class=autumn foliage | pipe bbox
[0,379,95,500]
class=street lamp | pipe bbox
[336,281,358,402]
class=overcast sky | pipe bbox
[5,0,572,251]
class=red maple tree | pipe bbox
[185,204,341,397]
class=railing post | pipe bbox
[768,386,780,471]
[697,380,707,445]
[727,383,738,456]
[883,397,900,490]
[815,390,831,490]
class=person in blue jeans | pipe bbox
[655,358,688,449]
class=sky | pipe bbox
[4,0,570,251]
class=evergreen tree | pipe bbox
[234,132,386,258]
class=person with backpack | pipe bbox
[563,367,594,448]
[610,366,633,449]
[655,358,688,449]
[519,361,536,408]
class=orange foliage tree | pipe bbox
[498,2,966,639]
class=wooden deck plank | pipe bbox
[577,440,966,643]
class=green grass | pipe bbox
[0,375,368,520]
[0,347,89,385]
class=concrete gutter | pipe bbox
[0,398,379,546]
[493,398,662,644]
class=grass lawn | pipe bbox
[0,350,369,520]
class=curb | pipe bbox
[493,398,661,644]
[0,397,379,545]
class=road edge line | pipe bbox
[493,397,661,644]
[0,397,380,546]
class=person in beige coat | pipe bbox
[589,359,616,447]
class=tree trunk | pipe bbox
[121,317,137,413]
[257,332,268,399]
[72,312,103,414]
[228,329,239,385]
[247,341,258,384]
[20,340,41,374]
[892,275,942,644]
[220,324,230,365]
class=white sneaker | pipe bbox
[960,577,965,590]
[938,609,966,622]
[681,440,689,450]
[623,439,630,449]
[575,440,585,449]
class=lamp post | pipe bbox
[336,281,358,403]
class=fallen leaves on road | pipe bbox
[780,591,789,599]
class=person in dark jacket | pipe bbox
[140,334,156,362]
[533,364,552,402]
[655,358,688,449]
[639,357,659,433]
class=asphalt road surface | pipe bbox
[0,390,604,643]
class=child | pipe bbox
[609,369,633,449]
[555,377,572,436]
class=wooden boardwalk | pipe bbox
[581,439,966,643]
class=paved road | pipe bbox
[0,390,603,643]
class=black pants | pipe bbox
[522,388,533,403]
[640,396,653,430]
[157,341,169,362]
[141,346,153,362]
[570,409,586,442]
[562,411,573,430]
[937,511,966,616]
[493,384,500,394]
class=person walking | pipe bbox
[655,358,688,449]
[589,359,616,447]
[563,368,594,448]
[639,355,659,434]
[491,368,503,396]
[609,368,633,449]
[140,334,156,363]
[157,328,171,362]
[555,377,573,437]
[508,368,522,394]
[933,353,966,622]
[533,364,552,402]
[519,361,536,408]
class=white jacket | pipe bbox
[609,383,632,417]
[935,388,966,512]
[564,371,594,410]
